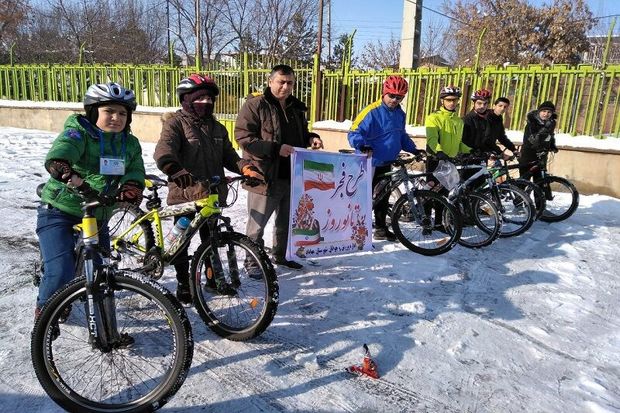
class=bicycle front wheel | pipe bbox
[510,178,546,221]
[190,232,278,341]
[31,272,193,413]
[391,190,462,256]
[483,183,535,238]
[536,176,579,222]
[456,192,502,248]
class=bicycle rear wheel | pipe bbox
[190,232,278,341]
[391,190,462,256]
[483,183,535,238]
[108,204,156,274]
[456,192,502,248]
[536,176,579,222]
[31,272,193,413]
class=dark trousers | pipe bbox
[372,165,392,229]
[171,213,209,286]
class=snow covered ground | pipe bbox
[0,126,619,412]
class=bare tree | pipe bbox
[0,0,30,56]
[420,16,455,65]
[359,35,401,70]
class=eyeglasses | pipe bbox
[387,94,404,101]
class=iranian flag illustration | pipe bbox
[303,160,335,191]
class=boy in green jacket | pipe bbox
[36,83,145,318]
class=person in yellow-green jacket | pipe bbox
[36,83,145,318]
[425,85,471,174]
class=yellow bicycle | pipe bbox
[110,174,278,341]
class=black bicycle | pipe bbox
[372,153,463,256]
[519,150,580,222]
[31,182,193,413]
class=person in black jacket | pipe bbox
[487,97,518,156]
[462,89,508,158]
[519,100,558,180]
[235,64,323,270]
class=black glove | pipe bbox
[360,145,373,154]
[170,168,193,189]
[550,145,559,153]
[117,181,143,205]
[435,151,449,161]
[47,159,73,183]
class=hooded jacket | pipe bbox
[41,114,145,220]
[347,99,418,167]
[520,110,557,165]
[425,106,471,157]
[154,109,246,205]
[234,87,317,195]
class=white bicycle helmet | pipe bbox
[83,82,137,111]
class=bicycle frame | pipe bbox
[373,156,439,229]
[449,161,492,201]
[113,192,223,264]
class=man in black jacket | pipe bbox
[235,65,323,270]
[462,88,506,157]
[487,97,518,156]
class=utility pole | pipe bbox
[399,0,423,69]
[317,0,324,61]
[166,0,172,65]
[327,0,332,64]
[195,0,202,71]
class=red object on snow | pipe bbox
[346,344,379,379]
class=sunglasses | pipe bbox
[443,97,459,102]
[387,93,405,101]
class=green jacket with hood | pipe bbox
[425,106,471,157]
[41,114,145,220]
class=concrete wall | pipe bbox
[0,105,167,143]
[313,127,620,198]
[1,104,618,197]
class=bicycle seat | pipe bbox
[145,174,168,190]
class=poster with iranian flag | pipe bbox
[286,149,373,261]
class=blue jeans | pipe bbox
[36,205,109,308]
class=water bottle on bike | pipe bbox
[167,216,190,245]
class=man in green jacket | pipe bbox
[425,85,471,174]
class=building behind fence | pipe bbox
[1,53,618,138]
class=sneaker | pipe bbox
[246,267,264,280]
[373,227,396,241]
[35,307,60,340]
[58,305,72,323]
[272,257,303,270]
[115,332,135,349]
[216,282,238,296]
[176,284,192,305]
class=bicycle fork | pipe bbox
[82,212,125,353]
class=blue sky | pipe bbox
[329,0,620,55]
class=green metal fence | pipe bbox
[1,55,618,137]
